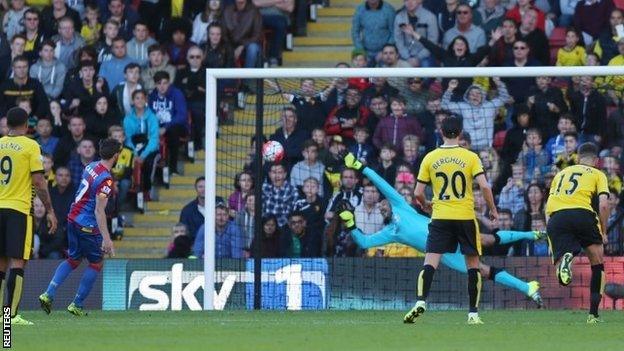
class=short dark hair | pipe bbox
[563,131,578,140]
[131,89,147,99]
[99,138,122,160]
[12,55,29,66]
[24,8,40,18]
[134,20,148,30]
[289,211,305,219]
[124,62,140,73]
[147,43,164,55]
[302,139,317,150]
[40,39,56,50]
[195,176,205,186]
[498,208,513,217]
[80,60,96,70]
[578,142,598,159]
[153,71,170,84]
[441,116,463,138]
[6,107,28,128]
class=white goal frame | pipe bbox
[203,66,624,310]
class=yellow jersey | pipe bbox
[546,164,609,216]
[0,136,44,215]
[111,147,134,180]
[556,46,586,66]
[417,145,484,220]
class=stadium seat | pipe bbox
[549,27,567,65]
[493,130,507,152]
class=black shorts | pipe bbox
[427,219,481,255]
[547,208,603,262]
[0,209,34,260]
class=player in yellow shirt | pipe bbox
[405,116,498,325]
[0,107,57,325]
[545,142,610,324]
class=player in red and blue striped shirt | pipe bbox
[39,138,121,316]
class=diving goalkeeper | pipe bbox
[336,153,544,307]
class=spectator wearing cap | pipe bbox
[394,0,438,68]
[324,86,370,143]
[372,96,423,150]
[52,15,85,71]
[41,0,82,38]
[573,0,615,42]
[263,163,299,228]
[269,107,308,167]
[193,203,245,259]
[99,36,138,88]
[403,77,430,115]
[595,9,624,65]
[104,0,140,41]
[442,3,486,53]
[351,0,396,66]
[222,0,263,68]
[180,177,207,241]
[30,39,66,100]
[279,211,321,258]
[126,21,157,68]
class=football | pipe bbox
[262,140,285,163]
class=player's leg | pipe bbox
[481,230,547,247]
[68,234,104,316]
[0,211,7,307]
[5,211,34,325]
[585,243,605,322]
[0,257,6,308]
[547,211,579,286]
[40,224,83,313]
[458,220,484,324]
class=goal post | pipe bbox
[204,66,624,311]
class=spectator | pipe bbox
[477,0,505,35]
[269,107,308,167]
[110,62,142,117]
[595,9,624,65]
[352,0,396,66]
[253,0,293,66]
[516,9,550,65]
[3,0,29,40]
[490,18,518,66]
[42,153,55,187]
[441,78,509,151]
[0,34,26,79]
[442,3,486,53]
[404,77,430,116]
[0,55,48,117]
[81,3,102,46]
[228,171,254,216]
[250,215,281,258]
[191,0,221,46]
[50,166,74,235]
[324,86,370,142]
[41,0,82,38]
[222,0,263,68]
[606,187,624,255]
[323,63,351,113]
[65,0,86,18]
[234,193,255,255]
[138,0,169,36]
[22,8,46,64]
[63,60,110,117]
[30,40,66,100]
[95,18,120,63]
[166,21,193,70]
[193,204,245,259]
[99,36,137,88]
[349,49,372,90]
[176,46,207,149]
[203,22,235,69]
[377,44,411,94]
[35,118,59,156]
[431,0,460,35]
[401,134,423,172]
[506,0,548,32]
[126,21,157,68]
[325,168,363,223]
[85,95,121,142]
[513,182,546,235]
[166,223,192,258]
[104,0,139,41]
[279,211,321,258]
[362,77,398,108]
[292,177,326,236]
[527,76,568,139]
[122,89,160,193]
[503,39,540,104]
[602,155,622,192]
[354,183,384,256]
[68,138,97,186]
[479,147,502,188]
[545,113,576,162]
[34,196,65,259]
[280,78,332,135]
[373,95,423,149]
[417,95,442,151]
[262,162,299,227]
[365,93,390,135]
[52,16,85,70]
[553,131,579,171]
[148,71,188,174]
[560,0,582,27]
[573,0,615,42]
[349,126,376,166]
[518,128,550,184]
[606,38,624,100]
[180,177,206,241]
[141,44,176,92]
[501,104,532,166]
[394,0,438,67]
[568,76,607,145]
[371,143,398,183]
[556,27,586,66]
[108,125,133,209]
[290,140,325,196]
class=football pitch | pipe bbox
[10,310,624,351]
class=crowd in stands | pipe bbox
[0,0,307,259]
[172,0,624,260]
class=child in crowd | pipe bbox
[35,118,59,155]
[602,155,622,194]
[556,27,586,66]
[553,131,578,171]
[520,128,550,184]
[81,3,102,46]
[373,143,398,184]
[109,125,134,208]
[348,126,375,166]
[42,153,55,187]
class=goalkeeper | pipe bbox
[336,152,544,307]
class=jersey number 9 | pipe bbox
[0,156,12,185]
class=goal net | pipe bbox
[204,66,624,311]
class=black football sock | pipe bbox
[468,268,482,313]
[0,271,5,307]
[7,268,24,318]
[589,264,605,317]
[417,264,435,301]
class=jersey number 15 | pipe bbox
[554,172,582,195]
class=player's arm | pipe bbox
[351,226,396,249]
[32,172,57,234]
[476,173,498,221]
[413,182,432,214]
[598,193,609,243]
[95,193,115,257]
[361,167,405,206]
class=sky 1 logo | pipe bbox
[126,260,328,311]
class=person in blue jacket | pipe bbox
[123,89,159,193]
[336,152,545,307]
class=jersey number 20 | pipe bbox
[435,171,466,200]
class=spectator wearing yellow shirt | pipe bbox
[556,28,586,66]
[606,38,624,98]
[602,155,623,194]
[80,3,101,46]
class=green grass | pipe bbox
[10,310,624,351]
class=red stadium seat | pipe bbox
[549,27,567,65]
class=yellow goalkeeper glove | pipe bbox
[342,152,363,171]
[336,200,356,230]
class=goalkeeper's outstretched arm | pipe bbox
[361,167,405,207]
[350,226,396,249]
